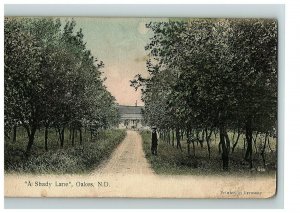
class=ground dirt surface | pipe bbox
[93,130,154,175]
[5,130,276,198]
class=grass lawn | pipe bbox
[5,128,126,174]
[140,130,277,177]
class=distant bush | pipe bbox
[5,129,126,174]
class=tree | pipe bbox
[131,18,277,170]
[5,17,120,154]
[5,18,45,154]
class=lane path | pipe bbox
[94,130,153,175]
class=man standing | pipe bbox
[151,127,158,155]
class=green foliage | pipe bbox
[5,129,126,174]
[134,19,277,132]
[132,19,277,170]
[4,17,120,154]
[140,130,276,176]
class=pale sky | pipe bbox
[72,17,168,106]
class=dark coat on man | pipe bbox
[151,131,158,146]
[151,129,158,155]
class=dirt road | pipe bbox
[5,130,276,198]
[94,130,153,175]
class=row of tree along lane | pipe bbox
[132,19,277,171]
[4,17,123,173]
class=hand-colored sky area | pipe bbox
[73,17,167,106]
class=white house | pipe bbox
[118,105,145,129]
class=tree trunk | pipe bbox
[207,139,211,159]
[205,128,213,159]
[71,128,75,146]
[79,128,83,145]
[172,129,175,147]
[59,127,65,148]
[44,126,48,151]
[175,127,182,151]
[220,125,229,170]
[192,138,195,156]
[231,129,241,153]
[244,119,253,169]
[12,125,17,143]
[25,125,37,155]
[187,128,191,156]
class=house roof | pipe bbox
[118,105,143,115]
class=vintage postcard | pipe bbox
[4,17,277,198]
